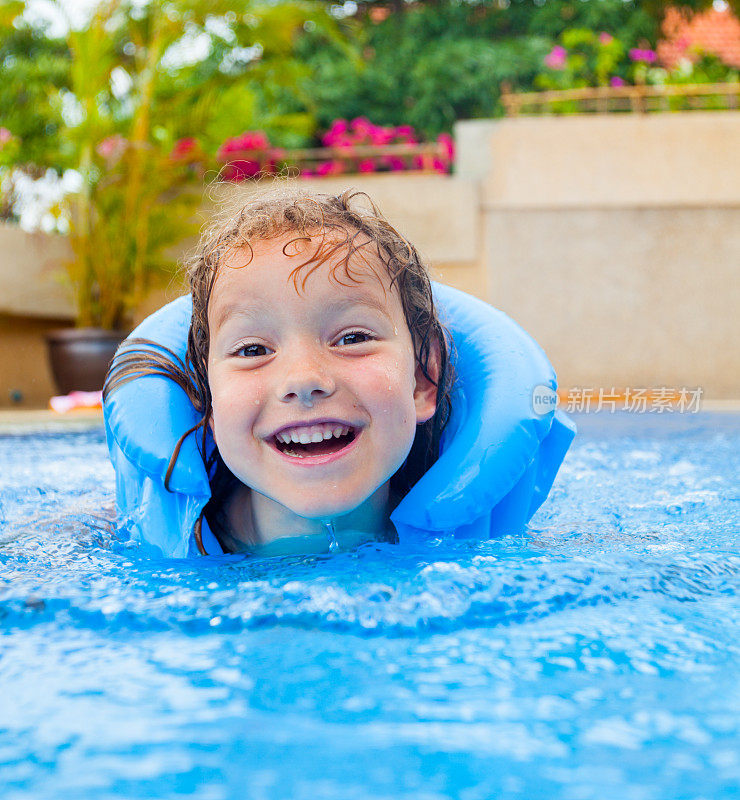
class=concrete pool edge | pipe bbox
[0,409,104,433]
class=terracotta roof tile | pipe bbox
[658,6,740,69]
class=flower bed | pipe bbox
[215,118,454,181]
[535,27,739,97]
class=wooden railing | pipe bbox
[501,82,740,116]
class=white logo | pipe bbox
[532,384,558,416]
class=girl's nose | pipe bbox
[277,354,336,407]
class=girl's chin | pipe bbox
[287,499,364,521]
[282,487,383,522]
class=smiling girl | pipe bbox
[104,187,454,555]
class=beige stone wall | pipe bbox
[1,111,738,405]
[487,207,740,396]
[477,112,740,398]
[483,112,739,209]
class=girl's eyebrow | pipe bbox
[212,298,270,330]
[326,293,392,320]
[213,291,392,331]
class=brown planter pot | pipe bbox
[46,328,127,395]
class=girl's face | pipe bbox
[206,233,438,526]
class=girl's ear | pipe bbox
[413,338,441,425]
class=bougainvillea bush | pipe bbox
[304,118,454,177]
[216,131,285,180]
[216,118,454,181]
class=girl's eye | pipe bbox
[336,331,373,347]
[236,343,270,358]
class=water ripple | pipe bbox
[0,415,738,800]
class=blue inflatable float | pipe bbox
[104,283,576,557]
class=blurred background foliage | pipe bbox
[2,0,737,160]
[0,0,737,326]
[0,0,344,327]
[0,0,341,174]
[283,0,736,138]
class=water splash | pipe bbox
[323,519,339,552]
[2,415,739,800]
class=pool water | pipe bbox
[0,413,738,800]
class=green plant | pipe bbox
[535,24,739,104]
[537,28,627,90]
[48,0,213,330]
[2,0,338,330]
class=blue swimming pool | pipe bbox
[1,413,738,799]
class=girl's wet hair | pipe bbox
[105,185,455,551]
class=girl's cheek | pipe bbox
[212,371,264,422]
[358,364,416,420]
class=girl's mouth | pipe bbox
[272,426,358,459]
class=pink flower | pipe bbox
[241,131,269,150]
[629,48,656,63]
[315,160,343,177]
[222,159,261,181]
[0,127,13,145]
[217,130,270,160]
[437,133,454,162]
[370,128,394,145]
[351,117,373,135]
[170,137,198,160]
[322,119,360,147]
[321,118,422,152]
[610,76,626,87]
[217,132,271,181]
[314,118,434,175]
[322,127,344,146]
[96,134,127,161]
[544,45,567,70]
[329,119,348,135]
[599,32,613,45]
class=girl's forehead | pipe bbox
[217,233,394,294]
[208,233,407,329]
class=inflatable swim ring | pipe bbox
[104,283,576,557]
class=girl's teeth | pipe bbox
[277,424,354,445]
